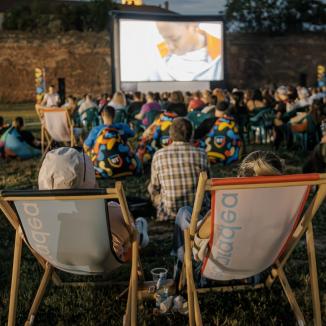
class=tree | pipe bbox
[225,0,326,33]
[2,0,116,32]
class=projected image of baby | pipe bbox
[152,22,222,81]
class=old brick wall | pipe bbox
[0,31,325,103]
[0,31,111,103]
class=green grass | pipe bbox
[0,105,326,325]
[0,103,38,124]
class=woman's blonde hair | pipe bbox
[111,91,126,107]
[238,150,284,177]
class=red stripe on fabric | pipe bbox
[201,190,216,274]
[278,185,311,258]
[211,174,320,187]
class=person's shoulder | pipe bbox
[112,122,124,128]
[152,146,171,162]
[154,146,168,157]
[191,145,207,156]
[112,122,131,131]
[89,124,105,135]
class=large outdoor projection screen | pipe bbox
[112,14,224,90]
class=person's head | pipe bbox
[48,85,55,94]
[210,95,218,106]
[13,117,24,130]
[202,90,212,105]
[215,101,229,118]
[100,105,115,124]
[244,89,253,103]
[166,102,186,115]
[212,88,226,103]
[169,91,184,104]
[275,86,288,102]
[161,92,170,101]
[112,91,126,107]
[252,89,263,101]
[298,87,309,100]
[169,117,193,142]
[230,91,244,107]
[133,91,142,101]
[238,151,284,177]
[146,92,154,102]
[86,93,92,101]
[192,90,202,100]
[67,95,76,104]
[156,22,204,56]
[38,147,97,190]
[0,116,3,127]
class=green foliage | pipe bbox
[225,0,326,33]
[2,0,116,32]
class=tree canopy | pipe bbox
[225,0,326,33]
[3,0,116,32]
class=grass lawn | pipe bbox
[0,106,325,325]
[0,103,38,124]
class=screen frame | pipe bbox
[110,11,226,91]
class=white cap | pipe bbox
[38,147,97,190]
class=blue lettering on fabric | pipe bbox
[216,193,241,266]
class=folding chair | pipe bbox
[0,182,140,326]
[35,104,76,156]
[182,172,326,326]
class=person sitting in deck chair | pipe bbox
[171,150,284,283]
[38,147,148,262]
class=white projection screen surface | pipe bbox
[119,19,224,82]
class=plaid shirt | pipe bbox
[148,141,209,221]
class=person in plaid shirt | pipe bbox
[148,117,209,221]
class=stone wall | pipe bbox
[0,31,111,103]
[226,33,326,89]
[0,31,325,103]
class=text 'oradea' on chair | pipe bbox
[181,172,326,326]
[0,182,140,326]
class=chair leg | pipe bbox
[41,127,44,154]
[137,257,145,283]
[185,230,202,325]
[25,263,53,326]
[8,229,23,326]
[130,239,138,326]
[191,278,202,326]
[184,229,196,326]
[178,262,186,292]
[306,222,322,326]
[124,276,132,326]
[277,266,306,325]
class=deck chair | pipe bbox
[35,104,76,155]
[182,172,326,326]
[0,183,140,326]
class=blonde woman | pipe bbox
[108,91,127,110]
[172,150,284,281]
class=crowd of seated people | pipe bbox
[1,85,326,177]
[2,84,326,297]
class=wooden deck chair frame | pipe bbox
[35,104,76,157]
[181,172,326,326]
[0,182,140,326]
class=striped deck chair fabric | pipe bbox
[0,185,139,326]
[183,172,326,326]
